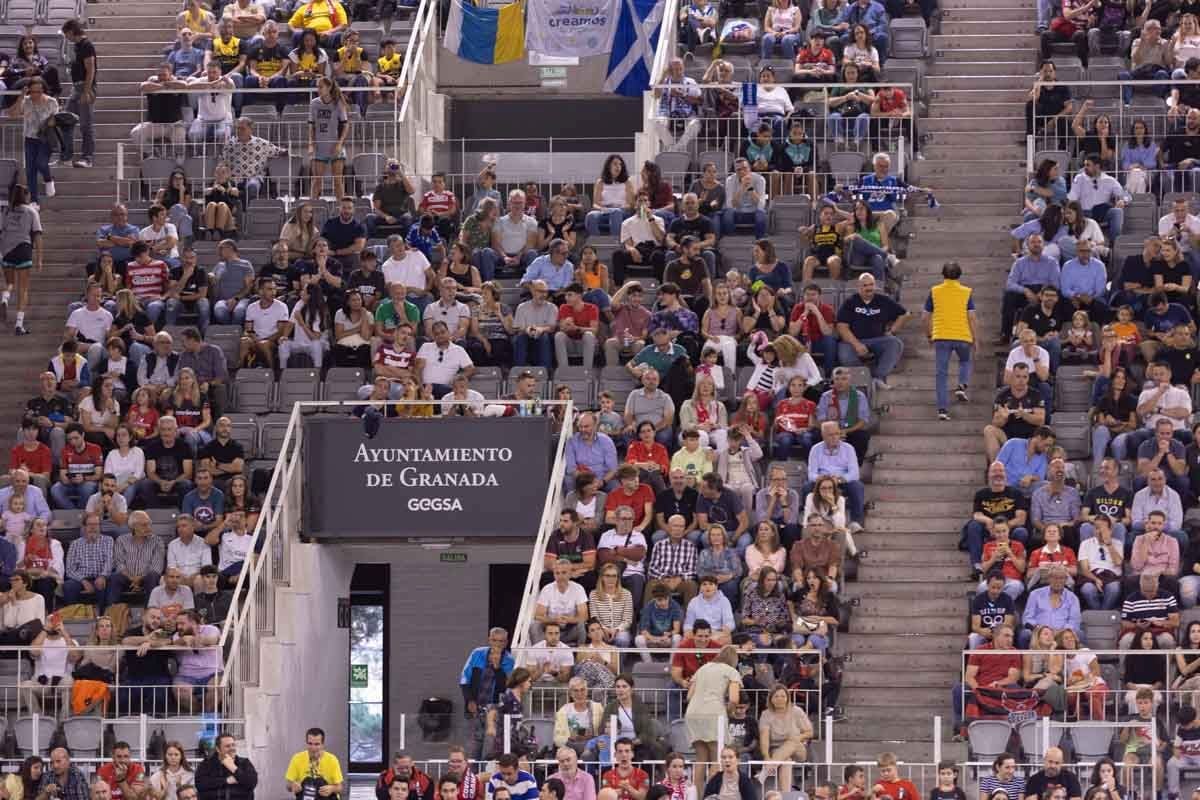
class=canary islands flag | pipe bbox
[444,0,526,64]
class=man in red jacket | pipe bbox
[374,754,432,800]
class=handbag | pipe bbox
[1049,15,1078,37]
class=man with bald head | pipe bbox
[549,748,594,800]
[835,272,908,390]
[1120,571,1179,648]
[0,468,51,524]
[645,514,699,608]
[37,747,89,800]
[1024,746,1081,800]
[562,411,618,492]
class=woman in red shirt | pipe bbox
[626,420,670,493]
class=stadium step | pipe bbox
[842,667,961,688]
[832,739,968,765]
[847,596,968,619]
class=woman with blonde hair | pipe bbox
[71,614,120,715]
[679,372,728,449]
[701,282,742,371]
[685,646,742,785]
[164,367,212,452]
[589,562,634,646]
[770,334,822,396]
[757,683,812,790]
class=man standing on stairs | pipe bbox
[924,261,976,422]
[60,19,95,170]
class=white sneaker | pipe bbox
[27,202,38,212]
[887,253,901,268]
[44,181,55,198]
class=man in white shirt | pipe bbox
[1158,196,1200,270]
[187,62,235,144]
[1119,360,1194,457]
[414,320,474,397]
[596,507,648,608]
[239,277,290,368]
[140,205,180,267]
[167,513,213,591]
[612,192,667,284]
[1067,154,1130,245]
[518,620,575,683]
[422,277,471,339]
[491,189,539,273]
[380,234,434,312]
[1004,328,1051,384]
[529,559,589,645]
[65,283,114,374]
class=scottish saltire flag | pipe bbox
[444,0,527,64]
[603,0,664,97]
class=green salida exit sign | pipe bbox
[440,552,468,563]
[350,664,368,688]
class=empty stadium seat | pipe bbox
[275,368,321,411]
[224,413,260,459]
[14,716,54,756]
[966,720,1012,762]
[63,716,103,758]
[599,366,639,409]
[324,367,368,402]
[233,369,275,414]
[260,420,291,461]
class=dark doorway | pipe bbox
[488,564,527,638]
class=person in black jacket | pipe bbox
[702,746,760,800]
[195,733,258,800]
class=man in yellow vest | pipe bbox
[924,261,977,421]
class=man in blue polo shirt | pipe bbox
[835,273,908,389]
[95,203,142,269]
[1001,233,1061,343]
[996,426,1056,494]
[321,196,367,269]
[1142,291,1195,362]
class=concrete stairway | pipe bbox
[830,0,1033,764]
[0,0,180,436]
[0,1,414,433]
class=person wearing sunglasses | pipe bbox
[1067,153,1130,250]
[414,320,474,399]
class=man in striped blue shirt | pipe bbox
[486,754,538,800]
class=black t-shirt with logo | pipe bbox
[1083,484,1132,522]
[971,592,1015,629]
[250,42,289,78]
[143,437,193,482]
[1025,770,1081,800]
[835,293,907,340]
[346,267,387,306]
[170,265,208,299]
[972,486,1027,522]
[668,214,715,246]
[258,261,292,296]
[994,386,1045,439]
[663,258,707,296]
[543,530,596,565]
[1018,301,1070,337]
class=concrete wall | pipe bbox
[246,539,538,777]
[437,49,613,92]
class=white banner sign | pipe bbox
[525,0,620,57]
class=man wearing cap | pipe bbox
[367,160,416,238]
[513,279,559,367]
[649,282,700,337]
[605,282,652,366]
